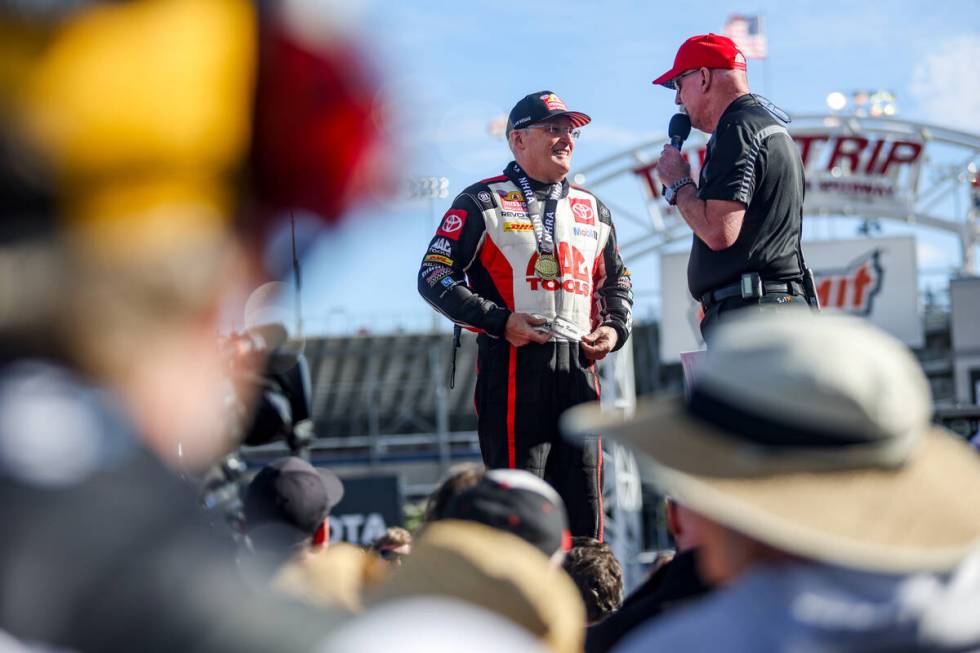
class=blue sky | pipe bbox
[285,0,980,336]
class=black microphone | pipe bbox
[668,113,691,150]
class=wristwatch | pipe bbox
[664,176,694,206]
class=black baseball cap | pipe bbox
[244,456,344,547]
[443,469,571,559]
[506,90,591,135]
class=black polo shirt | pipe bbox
[687,94,805,300]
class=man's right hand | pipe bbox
[504,313,551,347]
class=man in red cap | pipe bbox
[653,34,815,340]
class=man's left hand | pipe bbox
[580,326,618,361]
[658,145,691,187]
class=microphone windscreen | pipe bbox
[668,113,692,143]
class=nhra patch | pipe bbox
[570,198,595,225]
[504,222,534,232]
[424,254,453,266]
[429,237,452,255]
[436,209,467,241]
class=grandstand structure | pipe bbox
[285,305,964,473]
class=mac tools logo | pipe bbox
[814,250,884,315]
[429,238,452,255]
[525,244,592,297]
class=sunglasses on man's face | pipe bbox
[673,69,699,92]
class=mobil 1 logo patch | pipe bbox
[429,237,452,255]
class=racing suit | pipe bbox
[417,164,633,538]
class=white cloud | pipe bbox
[909,34,980,132]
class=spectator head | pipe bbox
[562,536,623,625]
[565,312,980,584]
[443,468,570,563]
[244,456,344,554]
[423,462,485,523]
[371,526,413,565]
[665,497,704,552]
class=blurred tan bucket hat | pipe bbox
[563,311,980,573]
[369,520,584,653]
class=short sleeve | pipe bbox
[697,123,758,206]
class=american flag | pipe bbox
[723,14,768,60]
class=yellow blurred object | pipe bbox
[274,544,391,614]
[20,0,256,250]
[370,521,586,653]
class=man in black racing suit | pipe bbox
[417,91,633,539]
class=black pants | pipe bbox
[474,337,603,539]
[700,292,810,343]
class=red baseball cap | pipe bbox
[652,33,747,89]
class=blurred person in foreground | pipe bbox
[565,311,980,652]
[370,526,412,565]
[0,0,385,650]
[562,537,623,626]
[359,520,585,653]
[240,457,342,572]
[443,468,571,564]
[244,458,389,614]
[653,34,813,341]
[585,498,711,653]
[417,90,633,539]
[421,461,485,524]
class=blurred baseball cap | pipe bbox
[443,469,570,560]
[652,33,747,89]
[506,91,591,135]
[244,456,344,548]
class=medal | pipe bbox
[534,253,560,280]
[506,162,565,282]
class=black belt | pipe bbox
[701,279,804,307]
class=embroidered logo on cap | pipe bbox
[540,93,567,111]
